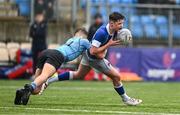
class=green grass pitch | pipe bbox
[1,80,180,115]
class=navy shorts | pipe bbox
[36,49,65,70]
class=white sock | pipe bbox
[114,83,130,101]
[69,71,74,80]
[121,93,130,101]
[47,75,59,84]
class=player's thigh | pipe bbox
[40,63,56,78]
[103,66,120,80]
[73,64,91,79]
[34,63,56,86]
[90,59,120,79]
[104,66,121,86]
[92,59,121,86]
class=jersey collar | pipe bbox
[106,24,113,36]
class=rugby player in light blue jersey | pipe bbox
[14,28,90,105]
[42,12,142,106]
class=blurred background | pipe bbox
[0,0,180,82]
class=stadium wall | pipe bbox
[108,47,180,81]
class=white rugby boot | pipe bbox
[38,82,48,95]
[123,98,142,106]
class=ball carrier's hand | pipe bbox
[107,38,121,46]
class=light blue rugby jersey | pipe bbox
[56,37,91,62]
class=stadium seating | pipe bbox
[130,15,139,24]
[99,7,108,22]
[0,42,31,65]
[90,7,98,17]
[158,25,168,39]
[86,0,176,40]
[7,42,20,62]
[144,24,158,39]
[111,6,136,17]
[91,0,106,4]
[15,0,30,16]
[131,24,143,38]
[120,0,137,3]
[0,42,6,48]
[48,43,59,49]
[80,0,86,9]
[140,15,158,39]
[20,43,31,50]
[123,20,129,28]
[155,16,168,39]
[90,0,138,4]
[7,42,20,49]
[15,0,21,4]
[0,47,15,67]
[130,15,143,38]
[111,7,121,13]
[173,24,180,39]
[8,48,19,62]
[141,15,155,25]
[176,0,180,4]
[108,0,120,4]
[155,16,168,25]
[0,47,9,62]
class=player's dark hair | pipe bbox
[74,27,88,36]
[35,10,44,16]
[109,12,125,22]
[94,13,102,19]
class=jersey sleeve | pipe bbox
[91,29,106,48]
[81,39,91,49]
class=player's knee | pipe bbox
[111,75,120,83]
[111,76,121,87]
[111,75,120,82]
[72,72,77,79]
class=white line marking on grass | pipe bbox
[0,86,112,91]
[0,107,180,115]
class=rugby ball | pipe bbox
[115,28,132,44]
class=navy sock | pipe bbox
[58,72,70,81]
[114,85,125,95]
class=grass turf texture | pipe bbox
[0,80,180,115]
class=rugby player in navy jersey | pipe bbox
[43,12,142,106]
